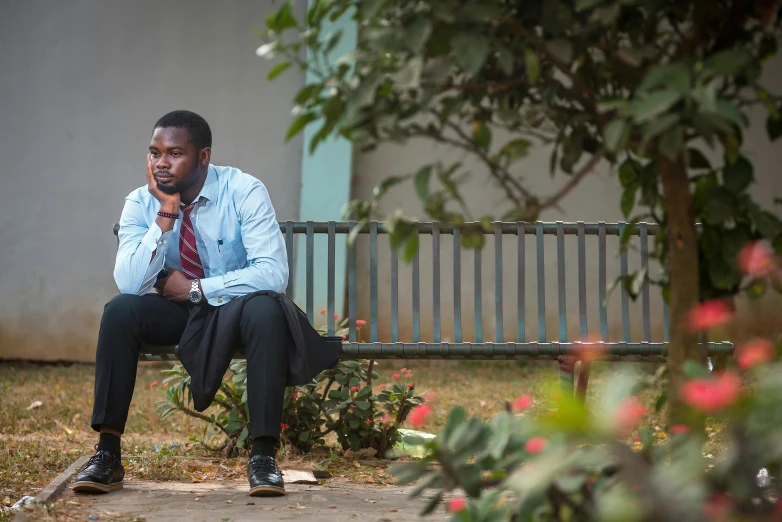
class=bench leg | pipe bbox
[575,361,591,403]
[557,356,577,397]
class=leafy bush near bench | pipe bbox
[155,313,424,456]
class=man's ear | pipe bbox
[199,147,211,166]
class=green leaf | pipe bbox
[298,431,311,442]
[618,160,638,187]
[704,189,735,224]
[294,84,323,105]
[683,360,711,379]
[473,121,492,151]
[655,390,668,412]
[267,62,292,80]
[414,166,431,203]
[722,156,753,194]
[405,19,432,53]
[714,99,746,128]
[524,48,540,84]
[620,186,637,219]
[767,114,782,142]
[285,112,317,141]
[374,174,411,198]
[451,33,491,76]
[631,90,682,123]
[266,3,299,31]
[636,63,690,94]
[603,118,630,152]
[545,39,574,63]
[575,0,606,11]
[501,139,532,160]
[687,148,711,170]
[703,48,753,76]
[355,400,371,410]
[659,126,684,161]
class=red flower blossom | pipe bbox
[688,300,734,332]
[381,413,393,425]
[736,338,775,369]
[704,492,732,520]
[738,241,775,277]
[334,313,339,320]
[350,386,358,392]
[680,372,741,413]
[393,373,401,380]
[150,381,158,388]
[407,383,415,388]
[409,404,432,428]
[350,404,356,409]
[356,319,367,326]
[406,372,413,378]
[613,397,648,436]
[525,437,547,454]
[670,424,690,435]
[280,423,290,430]
[512,394,532,412]
[319,308,326,315]
[378,384,385,390]
[364,419,372,425]
[447,497,466,513]
[400,368,407,373]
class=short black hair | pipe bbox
[153,110,212,150]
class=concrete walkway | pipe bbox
[59,477,451,521]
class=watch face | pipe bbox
[189,290,201,303]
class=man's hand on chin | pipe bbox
[154,269,193,302]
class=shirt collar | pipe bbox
[195,165,218,204]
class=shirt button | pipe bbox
[217,298,223,303]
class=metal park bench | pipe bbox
[113,221,734,397]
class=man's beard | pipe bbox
[156,169,200,195]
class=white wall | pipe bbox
[0,1,305,360]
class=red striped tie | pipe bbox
[179,200,205,280]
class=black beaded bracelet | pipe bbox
[157,210,179,219]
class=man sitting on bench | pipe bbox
[73,110,337,497]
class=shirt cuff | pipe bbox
[140,223,173,253]
[201,275,228,306]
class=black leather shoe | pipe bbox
[72,445,125,493]
[248,455,285,496]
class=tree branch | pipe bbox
[538,147,607,213]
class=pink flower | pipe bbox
[393,373,401,380]
[688,300,734,332]
[670,424,690,435]
[334,313,339,320]
[736,338,775,369]
[406,372,413,378]
[381,413,393,425]
[409,404,432,428]
[512,394,532,412]
[356,319,367,326]
[364,419,372,425]
[407,383,414,388]
[704,492,732,520]
[613,397,648,436]
[738,241,775,277]
[350,386,358,392]
[150,381,158,388]
[350,404,356,409]
[680,372,741,413]
[400,368,407,373]
[447,497,466,513]
[525,437,547,454]
[319,308,326,315]
[422,391,438,403]
[378,384,385,390]
[280,423,289,430]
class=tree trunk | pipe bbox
[659,154,702,426]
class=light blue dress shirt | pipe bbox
[114,164,289,306]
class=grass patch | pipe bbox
[2,357,719,515]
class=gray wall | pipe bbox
[0,1,305,360]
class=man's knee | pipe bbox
[102,294,145,326]
[241,294,284,324]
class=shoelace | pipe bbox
[250,455,279,475]
[84,444,117,469]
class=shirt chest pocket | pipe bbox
[197,217,246,271]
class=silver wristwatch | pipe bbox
[188,279,204,304]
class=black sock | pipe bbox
[99,432,121,458]
[251,436,278,458]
